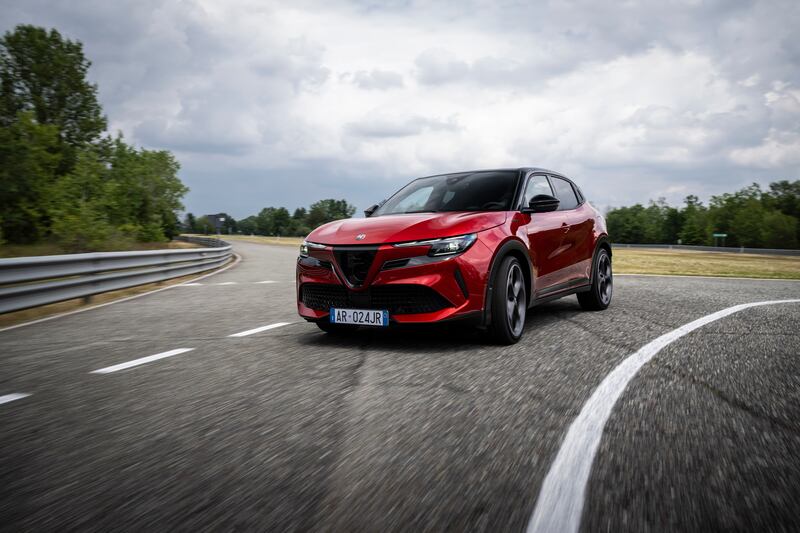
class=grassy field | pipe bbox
[210,234,305,247]
[614,248,800,280]
[0,240,199,258]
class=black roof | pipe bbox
[419,167,568,180]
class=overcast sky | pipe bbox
[3,0,799,218]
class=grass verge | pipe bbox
[614,248,800,280]
[208,234,304,247]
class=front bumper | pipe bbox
[296,238,493,324]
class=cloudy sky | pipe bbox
[3,0,799,217]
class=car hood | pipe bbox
[308,211,508,246]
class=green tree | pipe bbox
[306,198,356,228]
[761,210,798,249]
[606,204,645,243]
[272,207,291,235]
[184,212,197,232]
[730,199,765,247]
[195,216,214,234]
[47,149,114,251]
[763,180,800,243]
[256,207,277,235]
[237,215,258,235]
[678,195,709,245]
[1,25,106,174]
[103,137,187,240]
[0,111,60,243]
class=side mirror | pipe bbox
[522,194,559,214]
[364,204,380,217]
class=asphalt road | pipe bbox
[1,241,799,532]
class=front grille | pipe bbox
[333,248,376,286]
[301,283,452,314]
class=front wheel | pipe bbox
[488,256,527,344]
[578,247,613,310]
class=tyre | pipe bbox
[315,317,358,335]
[578,247,613,311]
[488,255,527,344]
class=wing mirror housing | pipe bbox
[364,204,380,218]
[521,194,560,214]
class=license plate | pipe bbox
[330,308,389,327]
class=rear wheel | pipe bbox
[315,317,358,335]
[488,256,527,344]
[578,247,613,310]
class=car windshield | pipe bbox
[374,171,519,216]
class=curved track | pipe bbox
[1,242,799,531]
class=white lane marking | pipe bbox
[527,299,800,533]
[256,280,277,284]
[90,348,195,374]
[215,281,237,285]
[182,283,204,286]
[228,322,292,337]
[0,393,31,405]
[0,253,242,333]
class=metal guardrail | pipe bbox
[612,243,800,256]
[0,236,233,314]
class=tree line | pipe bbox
[607,180,800,249]
[0,25,187,251]
[184,199,356,237]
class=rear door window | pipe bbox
[549,177,579,210]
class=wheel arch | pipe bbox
[590,235,612,284]
[482,238,533,327]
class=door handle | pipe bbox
[561,222,570,233]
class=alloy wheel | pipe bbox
[506,263,526,337]
[597,253,613,305]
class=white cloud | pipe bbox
[2,0,798,216]
[348,69,404,90]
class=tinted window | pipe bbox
[522,174,553,208]
[550,177,579,210]
[375,171,519,215]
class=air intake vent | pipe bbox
[333,248,377,286]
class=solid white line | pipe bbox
[228,322,291,337]
[527,298,800,533]
[0,253,242,334]
[0,393,31,405]
[90,348,195,374]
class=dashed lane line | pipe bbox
[0,393,31,405]
[527,298,800,533]
[90,348,195,374]
[228,322,292,337]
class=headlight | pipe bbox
[394,233,477,257]
[300,240,326,257]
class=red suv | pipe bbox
[296,168,612,343]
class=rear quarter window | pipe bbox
[550,177,579,210]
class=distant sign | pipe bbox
[712,233,727,237]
